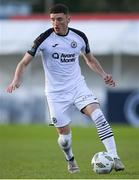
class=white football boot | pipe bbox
[113,158,125,171]
[67,158,80,173]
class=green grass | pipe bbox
[0,125,139,179]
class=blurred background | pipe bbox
[0,0,139,126]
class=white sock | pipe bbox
[58,133,74,161]
[102,136,119,158]
[91,109,119,158]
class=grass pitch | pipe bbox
[0,125,139,179]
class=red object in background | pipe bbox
[11,13,139,21]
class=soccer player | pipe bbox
[7,4,125,173]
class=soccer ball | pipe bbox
[91,151,114,174]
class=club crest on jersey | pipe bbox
[52,117,57,124]
[71,41,77,48]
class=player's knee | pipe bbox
[58,133,72,149]
[83,103,100,116]
[57,125,70,134]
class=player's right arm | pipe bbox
[7,29,52,93]
[7,52,33,93]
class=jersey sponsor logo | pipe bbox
[52,53,76,63]
[71,41,77,48]
[61,53,75,62]
[52,53,59,59]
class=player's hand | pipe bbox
[7,81,20,93]
[103,74,116,87]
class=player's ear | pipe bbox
[67,15,71,23]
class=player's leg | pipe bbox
[82,103,125,171]
[56,125,80,173]
[74,81,124,171]
[82,103,118,158]
[47,94,80,173]
[57,125,73,161]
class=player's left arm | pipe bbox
[82,52,116,87]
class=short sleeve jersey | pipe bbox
[27,28,90,93]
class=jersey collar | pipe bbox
[54,28,69,36]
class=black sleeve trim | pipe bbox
[69,28,91,54]
[27,28,53,56]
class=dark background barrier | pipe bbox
[107,90,139,127]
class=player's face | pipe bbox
[50,13,70,35]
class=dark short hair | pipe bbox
[49,4,69,14]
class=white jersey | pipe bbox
[28,28,90,93]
